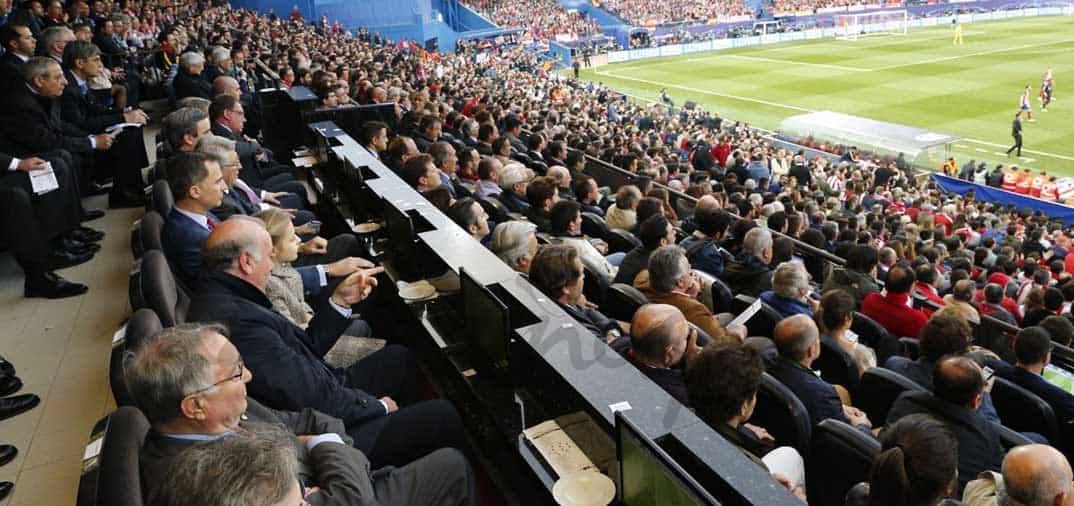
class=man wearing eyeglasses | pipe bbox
[125,323,477,505]
[187,217,471,469]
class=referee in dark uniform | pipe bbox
[1007,111,1023,157]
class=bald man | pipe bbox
[963,444,1074,505]
[612,304,696,405]
[764,315,872,432]
[212,75,241,98]
[186,217,470,468]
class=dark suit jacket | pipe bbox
[0,83,93,157]
[499,190,529,213]
[722,255,773,298]
[524,206,551,233]
[559,302,619,340]
[612,245,652,286]
[887,390,1004,489]
[60,70,123,133]
[610,337,688,405]
[163,207,321,292]
[93,33,126,56]
[173,69,212,100]
[764,351,856,429]
[187,271,386,426]
[212,188,260,220]
[992,361,1074,423]
[140,398,373,506]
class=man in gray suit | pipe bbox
[124,322,476,506]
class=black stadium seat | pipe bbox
[851,312,899,365]
[701,271,734,314]
[605,228,641,254]
[581,258,611,306]
[77,407,150,506]
[139,250,190,327]
[732,294,782,339]
[752,372,812,457]
[1051,342,1074,372]
[806,419,880,506]
[109,309,163,407]
[990,376,1061,447]
[604,283,649,322]
[814,338,861,395]
[898,337,920,360]
[149,179,174,218]
[857,367,926,424]
[580,212,611,240]
[475,195,510,223]
[138,211,165,254]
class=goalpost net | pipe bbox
[835,9,908,40]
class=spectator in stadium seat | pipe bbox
[886,356,1005,490]
[476,157,503,198]
[820,244,880,308]
[524,176,558,233]
[382,136,418,174]
[679,203,732,278]
[760,262,818,318]
[877,246,897,284]
[723,227,775,298]
[125,323,475,505]
[605,185,641,231]
[161,106,211,155]
[986,327,1074,431]
[572,175,604,216]
[447,197,490,244]
[547,166,572,200]
[1023,287,1063,328]
[635,245,745,343]
[817,290,876,374]
[413,115,442,153]
[764,314,872,432]
[161,152,228,287]
[979,283,1018,326]
[614,214,675,286]
[686,340,807,502]
[884,313,970,389]
[849,414,959,506]
[861,265,928,339]
[610,303,694,404]
[963,444,1074,506]
[549,199,619,278]
[401,154,440,193]
[938,279,981,325]
[428,141,461,198]
[186,217,470,468]
[174,51,211,100]
[197,135,308,223]
[497,163,532,213]
[491,221,538,274]
[1040,315,1074,347]
[531,244,624,342]
[357,121,389,161]
[913,263,946,311]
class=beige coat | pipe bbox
[266,264,314,328]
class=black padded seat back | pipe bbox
[991,376,1060,447]
[752,372,812,457]
[580,212,610,240]
[93,407,151,506]
[149,180,173,217]
[857,368,926,424]
[109,309,163,407]
[139,211,165,253]
[604,283,650,322]
[140,250,189,327]
[807,419,880,506]
[814,338,862,395]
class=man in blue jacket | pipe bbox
[989,327,1074,435]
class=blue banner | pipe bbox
[931,174,1074,225]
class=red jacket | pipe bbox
[912,282,946,316]
[972,289,1022,325]
[861,291,929,339]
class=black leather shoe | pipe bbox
[0,376,20,397]
[47,249,95,270]
[67,228,104,244]
[0,357,12,378]
[0,481,11,500]
[80,209,105,222]
[0,445,16,467]
[77,226,105,242]
[83,181,111,197]
[55,237,100,255]
[26,271,88,298]
[0,394,40,421]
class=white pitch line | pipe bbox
[593,69,817,113]
[722,54,862,72]
[868,37,1074,72]
[596,70,1074,165]
[963,138,1074,162]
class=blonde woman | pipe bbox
[256,208,315,328]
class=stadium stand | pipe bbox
[7,0,1074,504]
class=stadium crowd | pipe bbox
[460,0,601,42]
[598,0,750,26]
[5,0,1074,503]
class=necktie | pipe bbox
[207,216,217,231]
[78,81,88,96]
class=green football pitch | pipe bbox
[580,15,1074,175]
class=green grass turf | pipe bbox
[579,15,1074,175]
